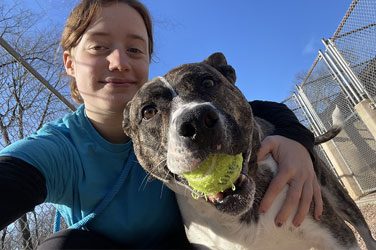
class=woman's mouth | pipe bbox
[102,78,137,86]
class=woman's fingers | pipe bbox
[259,170,290,214]
[292,180,313,227]
[312,176,323,220]
[273,177,303,227]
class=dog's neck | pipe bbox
[247,119,263,178]
[240,118,276,224]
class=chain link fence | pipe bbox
[285,0,376,196]
[332,0,376,100]
[0,42,71,249]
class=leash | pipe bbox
[53,153,136,232]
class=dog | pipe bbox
[123,53,376,250]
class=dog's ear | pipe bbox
[203,52,236,84]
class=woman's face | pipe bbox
[64,3,149,114]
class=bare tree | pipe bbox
[1,2,73,250]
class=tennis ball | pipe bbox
[183,153,243,198]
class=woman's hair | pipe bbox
[61,0,153,104]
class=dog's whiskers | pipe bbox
[171,174,194,197]
[135,159,152,191]
[139,158,168,191]
[159,171,171,199]
[152,158,168,176]
[139,171,152,191]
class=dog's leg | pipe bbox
[315,157,376,250]
[332,193,376,250]
[356,224,376,250]
[311,218,361,250]
[338,207,376,250]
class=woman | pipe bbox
[0,0,321,248]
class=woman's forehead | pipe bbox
[84,3,148,40]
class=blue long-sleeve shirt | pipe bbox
[0,104,187,248]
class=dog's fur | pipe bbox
[123,53,376,250]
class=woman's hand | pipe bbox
[257,135,322,227]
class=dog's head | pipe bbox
[123,53,259,216]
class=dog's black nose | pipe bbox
[177,105,219,139]
[178,122,196,138]
[204,111,219,128]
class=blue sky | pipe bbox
[6,0,352,102]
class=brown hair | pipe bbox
[61,0,153,103]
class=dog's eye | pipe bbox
[202,79,215,88]
[142,106,158,120]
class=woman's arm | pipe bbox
[0,156,47,230]
[249,100,315,158]
[249,100,322,227]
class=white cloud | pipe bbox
[302,38,316,55]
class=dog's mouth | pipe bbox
[172,154,255,216]
[206,172,249,203]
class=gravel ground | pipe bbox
[352,203,376,250]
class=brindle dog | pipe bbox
[123,53,376,250]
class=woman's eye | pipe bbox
[142,106,158,120]
[90,45,107,51]
[128,47,143,54]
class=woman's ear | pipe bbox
[63,51,75,77]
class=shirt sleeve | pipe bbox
[249,100,315,161]
[0,156,47,230]
[0,128,78,204]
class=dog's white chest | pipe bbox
[177,188,317,250]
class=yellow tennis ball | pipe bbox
[183,153,243,198]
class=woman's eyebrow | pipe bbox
[85,31,110,38]
[85,31,146,43]
[128,34,147,43]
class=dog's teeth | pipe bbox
[217,192,224,200]
[235,174,246,185]
[240,174,246,183]
[208,193,223,203]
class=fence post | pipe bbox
[354,99,376,141]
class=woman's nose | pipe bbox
[108,49,130,72]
